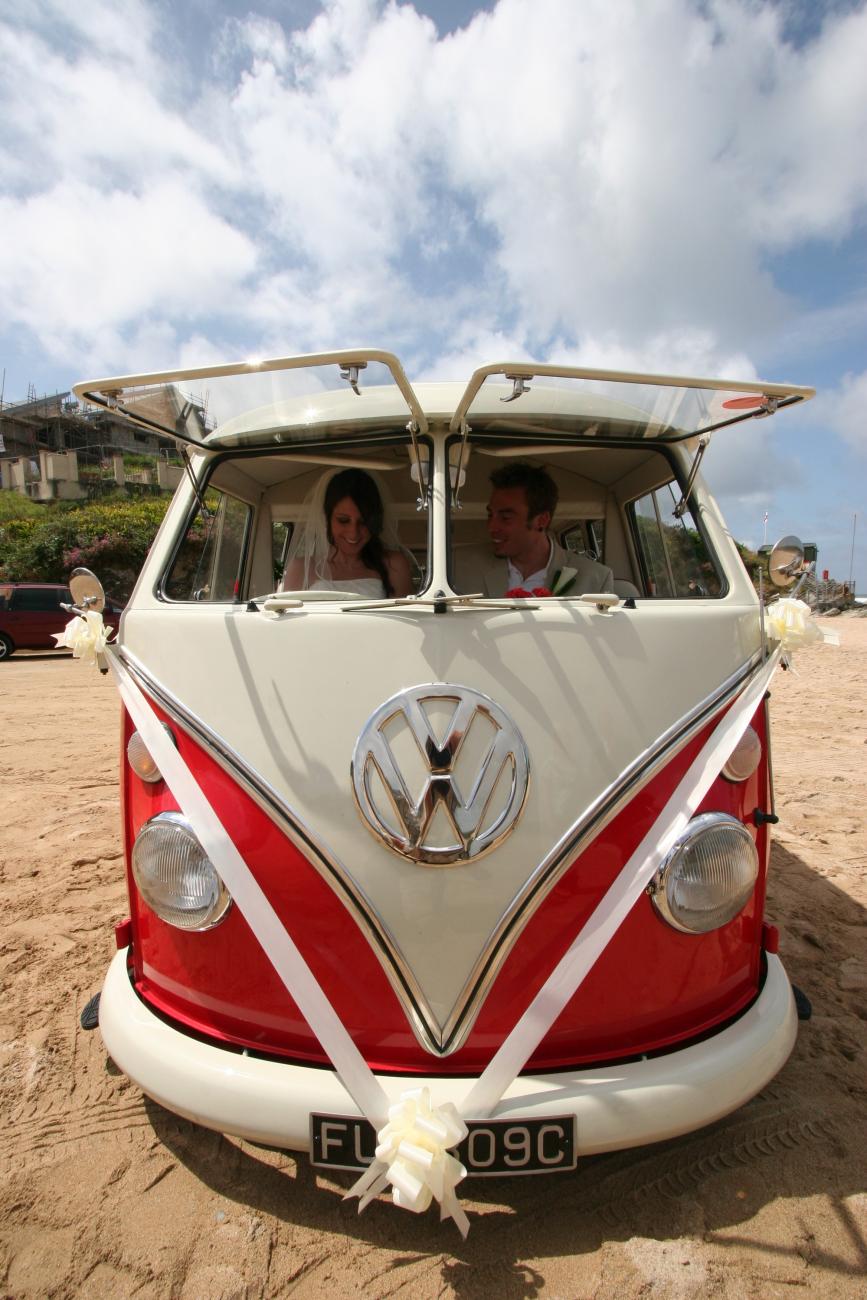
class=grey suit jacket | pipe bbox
[483,537,615,598]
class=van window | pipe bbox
[164,489,252,602]
[627,484,721,597]
[561,520,604,562]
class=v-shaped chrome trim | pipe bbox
[120,648,763,1057]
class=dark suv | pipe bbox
[0,583,122,661]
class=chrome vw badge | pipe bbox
[351,684,529,866]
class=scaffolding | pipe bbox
[0,388,182,500]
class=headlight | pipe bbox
[649,812,759,934]
[132,811,231,931]
[721,725,762,782]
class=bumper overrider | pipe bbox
[100,947,796,1156]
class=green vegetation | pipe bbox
[0,491,170,601]
[0,490,43,522]
[733,540,771,594]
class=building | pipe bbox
[0,388,188,499]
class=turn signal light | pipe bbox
[127,724,175,784]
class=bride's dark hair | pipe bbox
[324,468,393,595]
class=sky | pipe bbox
[0,0,865,587]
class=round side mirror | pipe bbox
[767,535,806,589]
[68,567,106,612]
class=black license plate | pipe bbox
[310,1112,576,1177]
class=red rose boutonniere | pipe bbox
[504,568,578,599]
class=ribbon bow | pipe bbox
[765,597,837,651]
[345,1088,470,1237]
[52,610,114,665]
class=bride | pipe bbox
[281,467,413,598]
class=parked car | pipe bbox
[72,352,813,1215]
[0,582,122,660]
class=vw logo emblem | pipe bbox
[351,684,529,866]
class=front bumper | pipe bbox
[99,948,797,1156]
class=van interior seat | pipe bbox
[451,541,639,598]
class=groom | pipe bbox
[483,463,614,597]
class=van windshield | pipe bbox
[162,444,427,603]
[449,440,723,600]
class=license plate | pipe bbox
[310,1112,576,1177]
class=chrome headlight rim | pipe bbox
[131,809,231,932]
[650,811,759,935]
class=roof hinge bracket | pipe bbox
[500,374,532,403]
[339,361,367,396]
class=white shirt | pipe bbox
[506,537,552,591]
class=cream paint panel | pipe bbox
[121,601,760,1030]
[209,460,264,504]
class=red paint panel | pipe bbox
[118,692,771,1073]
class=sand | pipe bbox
[1,619,864,1298]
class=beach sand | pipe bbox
[1,619,864,1298]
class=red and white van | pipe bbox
[72,353,812,1216]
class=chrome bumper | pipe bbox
[99,949,797,1156]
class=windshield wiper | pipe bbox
[341,591,539,613]
[254,590,370,613]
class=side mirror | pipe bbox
[767,535,807,589]
[68,567,107,613]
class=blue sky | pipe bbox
[1,0,864,586]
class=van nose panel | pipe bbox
[120,599,764,1062]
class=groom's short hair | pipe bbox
[489,463,558,521]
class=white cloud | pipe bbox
[815,369,867,455]
[0,179,257,371]
[1,0,866,392]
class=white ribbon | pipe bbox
[105,650,390,1127]
[345,1087,470,1238]
[53,610,114,664]
[460,647,781,1117]
[101,644,782,1234]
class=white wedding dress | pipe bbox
[308,576,385,597]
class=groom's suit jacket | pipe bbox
[482,537,615,598]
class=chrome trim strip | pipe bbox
[118,650,444,1056]
[436,650,766,1054]
[120,647,764,1060]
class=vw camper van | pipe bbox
[73,352,813,1221]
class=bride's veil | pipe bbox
[281,466,410,589]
